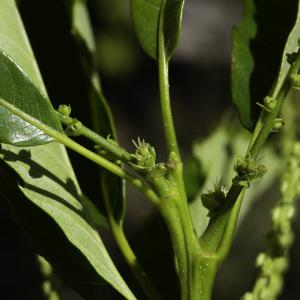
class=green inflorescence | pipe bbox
[57,104,71,117]
[64,118,83,137]
[130,138,156,173]
[257,96,277,113]
[242,141,300,300]
[233,157,267,188]
[130,138,173,198]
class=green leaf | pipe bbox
[130,0,185,60]
[0,51,62,146]
[0,1,62,146]
[0,144,135,300]
[0,1,135,299]
[66,0,125,224]
[273,2,300,97]
[231,0,299,130]
[231,0,256,130]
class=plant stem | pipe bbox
[192,255,218,300]
[157,3,205,299]
[198,38,300,300]
[158,196,196,300]
[158,0,180,157]
[0,99,160,207]
[248,50,300,159]
[57,112,132,162]
[101,181,162,300]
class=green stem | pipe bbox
[158,0,180,156]
[157,3,207,299]
[248,49,300,159]
[0,99,160,207]
[156,155,200,300]
[101,181,162,300]
[158,197,193,300]
[192,255,218,300]
[199,37,300,298]
[215,189,245,262]
[57,112,132,162]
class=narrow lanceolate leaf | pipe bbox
[0,0,61,146]
[231,0,256,130]
[0,52,62,146]
[131,0,185,60]
[66,0,125,224]
[273,2,300,97]
[231,0,299,130]
[0,1,135,299]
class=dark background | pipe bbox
[0,0,299,299]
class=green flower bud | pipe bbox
[272,118,284,131]
[263,96,276,111]
[234,157,267,187]
[58,104,71,116]
[256,253,266,267]
[289,74,300,89]
[65,118,83,136]
[131,138,156,173]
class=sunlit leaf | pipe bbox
[0,1,135,299]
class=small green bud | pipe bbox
[131,138,156,173]
[272,118,284,131]
[278,231,293,248]
[242,294,254,300]
[42,281,52,295]
[263,96,276,110]
[65,118,83,136]
[293,143,300,156]
[233,157,267,187]
[274,257,289,272]
[261,256,273,274]
[289,74,300,89]
[256,253,266,267]
[272,207,281,224]
[58,104,71,116]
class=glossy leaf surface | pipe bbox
[0,1,135,299]
[0,0,61,146]
[0,52,62,146]
[131,0,185,60]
